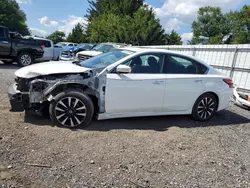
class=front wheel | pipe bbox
[191,93,218,121]
[17,52,33,67]
[49,91,94,128]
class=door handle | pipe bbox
[2,41,9,44]
[195,80,203,83]
[152,80,164,84]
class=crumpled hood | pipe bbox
[15,61,91,79]
[77,50,103,57]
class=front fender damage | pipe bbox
[28,70,107,113]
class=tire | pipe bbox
[17,52,33,67]
[191,93,218,121]
[49,90,94,128]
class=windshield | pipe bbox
[79,50,134,69]
[92,44,114,53]
[55,42,67,47]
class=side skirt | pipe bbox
[97,110,192,120]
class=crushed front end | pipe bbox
[8,72,94,114]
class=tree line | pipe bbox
[1,0,250,45]
[47,0,182,45]
[190,5,250,45]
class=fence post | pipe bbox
[230,47,238,78]
[192,47,196,57]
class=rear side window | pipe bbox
[0,28,5,38]
[37,40,52,47]
[163,54,207,74]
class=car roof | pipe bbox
[119,47,170,53]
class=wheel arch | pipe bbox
[196,91,219,111]
[49,83,99,114]
[17,49,35,58]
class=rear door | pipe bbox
[0,27,11,56]
[162,54,208,112]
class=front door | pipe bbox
[105,53,166,114]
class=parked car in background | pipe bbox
[59,43,95,61]
[29,37,63,62]
[75,42,129,61]
[54,42,78,48]
[0,26,44,67]
[8,47,233,128]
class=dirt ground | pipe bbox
[1,63,250,188]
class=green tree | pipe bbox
[86,0,143,21]
[67,23,87,43]
[226,6,250,44]
[164,30,182,45]
[0,0,30,35]
[87,1,166,45]
[131,6,165,45]
[191,6,229,44]
[46,31,65,44]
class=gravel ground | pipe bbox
[1,62,250,188]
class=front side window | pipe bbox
[124,53,164,74]
[163,54,207,74]
[68,44,73,46]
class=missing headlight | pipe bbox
[32,81,48,92]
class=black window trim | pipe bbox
[109,52,166,74]
[163,53,209,75]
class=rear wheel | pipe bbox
[191,93,218,121]
[49,90,94,128]
[17,52,33,67]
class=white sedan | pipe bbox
[8,47,234,128]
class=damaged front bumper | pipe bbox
[8,83,26,112]
[233,86,250,109]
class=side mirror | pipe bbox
[116,64,131,74]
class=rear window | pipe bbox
[37,39,52,47]
[0,28,5,38]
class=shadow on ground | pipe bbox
[0,63,19,70]
[24,108,250,132]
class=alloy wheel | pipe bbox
[20,54,32,66]
[54,97,87,127]
[197,97,215,120]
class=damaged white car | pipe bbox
[8,47,234,128]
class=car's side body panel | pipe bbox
[105,73,166,113]
[163,74,207,112]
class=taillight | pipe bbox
[41,44,45,49]
[223,78,234,88]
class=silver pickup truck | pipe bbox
[28,37,63,62]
